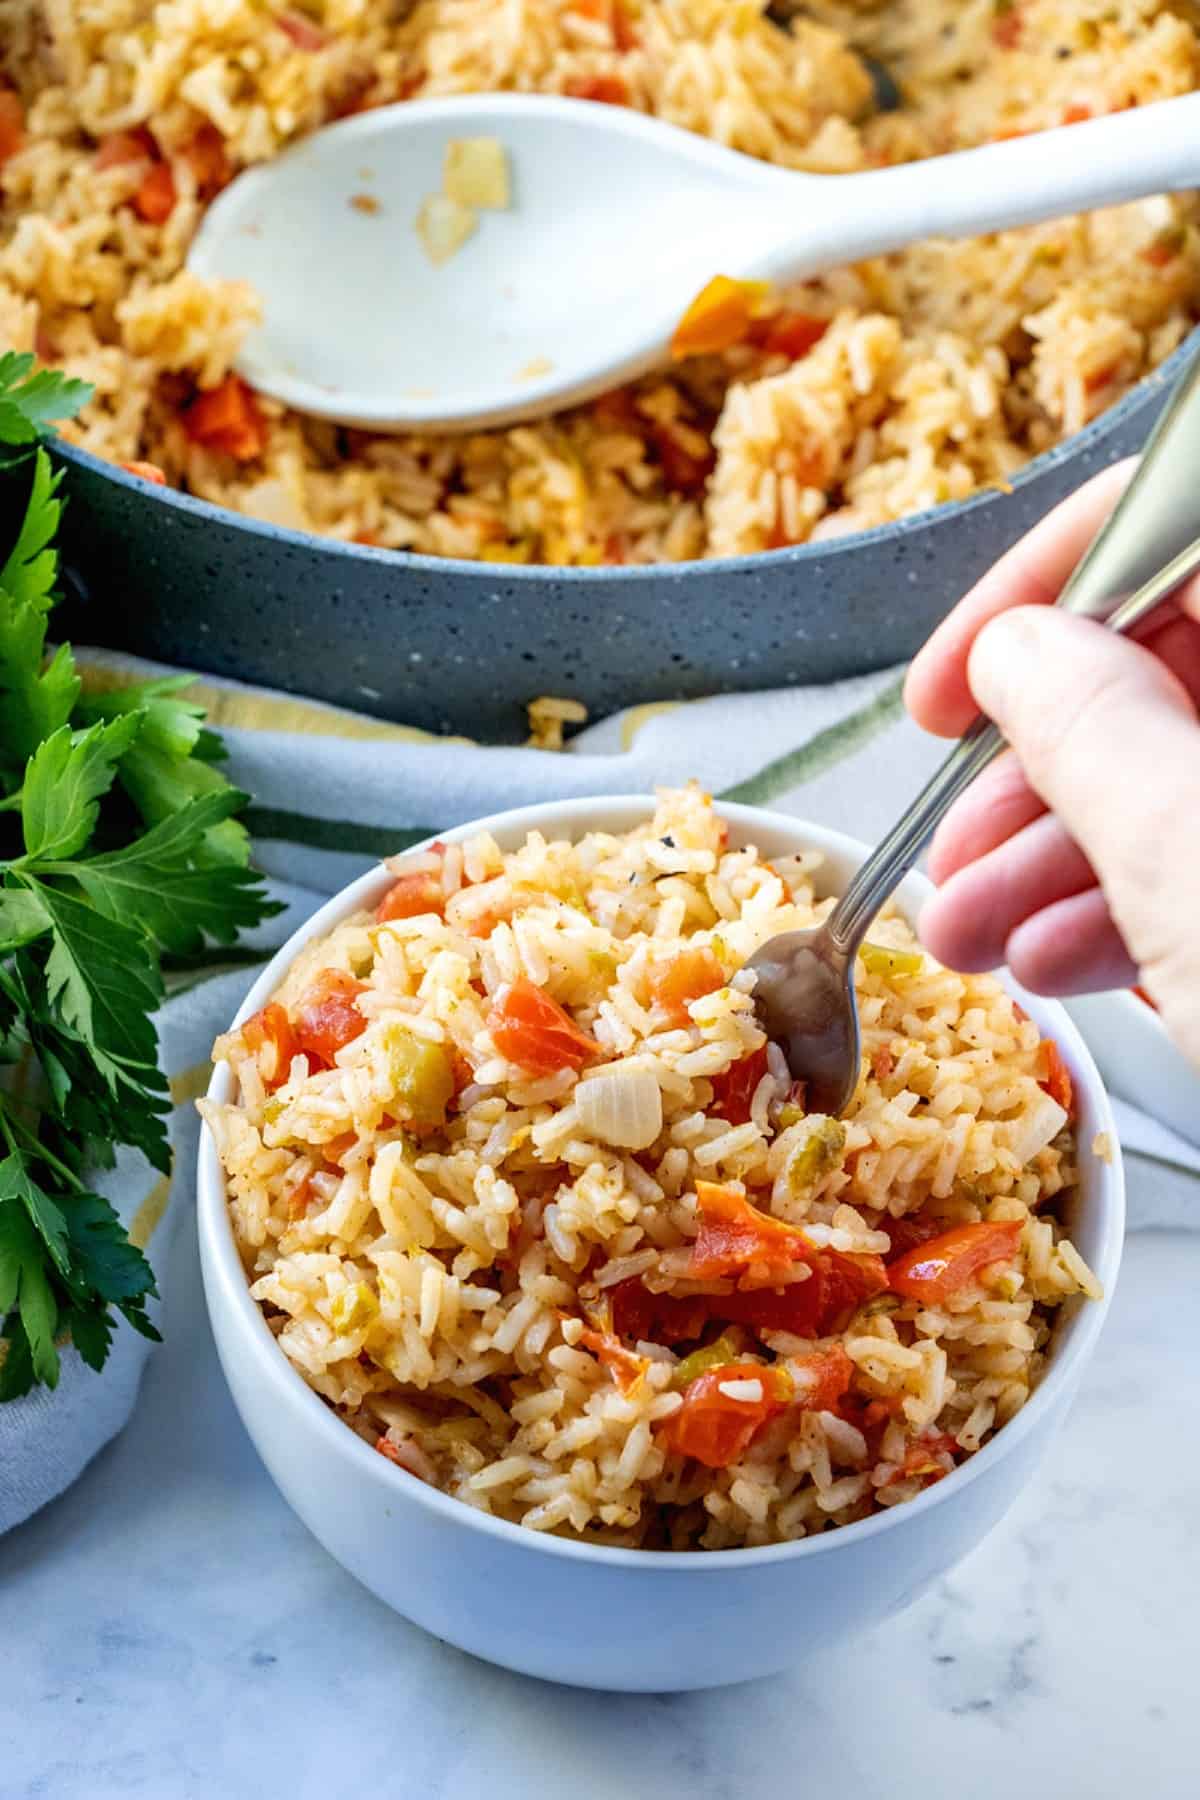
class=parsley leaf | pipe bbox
[0,885,51,953]
[1,447,65,611]
[76,673,206,759]
[65,1187,159,1310]
[0,1195,59,1389]
[54,787,278,954]
[0,358,277,1398]
[35,881,165,1073]
[0,1151,71,1278]
[20,715,141,862]
[0,353,92,462]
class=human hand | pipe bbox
[905,459,1200,1069]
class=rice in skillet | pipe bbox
[202,789,1100,1549]
[1,0,1197,564]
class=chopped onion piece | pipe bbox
[444,137,511,210]
[717,1378,763,1403]
[575,1066,662,1150]
[238,476,310,531]
[1003,1091,1068,1164]
[416,192,477,266]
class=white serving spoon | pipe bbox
[187,90,1200,434]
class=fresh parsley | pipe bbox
[0,353,281,1398]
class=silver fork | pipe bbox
[747,353,1200,1115]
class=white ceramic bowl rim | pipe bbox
[198,796,1125,1571]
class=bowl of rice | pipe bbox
[197,788,1124,1691]
[3,2,1198,733]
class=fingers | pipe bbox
[926,750,1044,885]
[905,459,1135,738]
[919,812,1095,973]
[964,606,1200,986]
[1005,889,1139,996]
[1136,610,1200,712]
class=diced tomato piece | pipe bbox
[287,1176,314,1220]
[593,386,640,432]
[183,374,268,461]
[648,947,725,1026]
[488,977,598,1076]
[648,420,715,497]
[1084,362,1119,394]
[991,5,1022,49]
[871,1044,895,1080]
[613,0,640,51]
[322,1130,360,1168]
[95,127,157,169]
[579,1327,646,1392]
[883,1209,944,1265]
[751,312,829,361]
[671,275,773,359]
[690,1181,806,1282]
[837,1390,904,1458]
[689,1185,888,1331]
[611,1244,885,1344]
[1037,1038,1074,1117]
[466,908,508,940]
[0,89,25,169]
[376,870,445,923]
[243,1002,296,1090]
[609,1277,711,1345]
[1142,226,1187,268]
[185,121,232,197]
[276,8,328,49]
[134,158,177,224]
[717,1250,887,1338]
[789,1344,855,1414]
[119,460,168,485]
[1061,103,1092,125]
[571,0,639,47]
[563,73,630,106]
[885,1433,960,1486]
[658,1361,788,1468]
[293,969,368,1063]
[709,1045,770,1126]
[889,1220,1023,1303]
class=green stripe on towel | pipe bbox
[718,675,905,807]
[241,807,436,857]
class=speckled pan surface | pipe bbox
[51,329,1198,743]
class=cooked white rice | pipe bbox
[2,0,1197,564]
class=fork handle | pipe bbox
[826,351,1200,954]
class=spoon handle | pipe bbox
[826,352,1200,954]
[755,94,1200,287]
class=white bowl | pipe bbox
[1065,988,1200,1150]
[197,797,1125,1693]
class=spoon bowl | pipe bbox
[187,90,1200,433]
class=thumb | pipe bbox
[967,606,1200,1056]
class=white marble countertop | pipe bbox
[3,1217,1197,1800]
